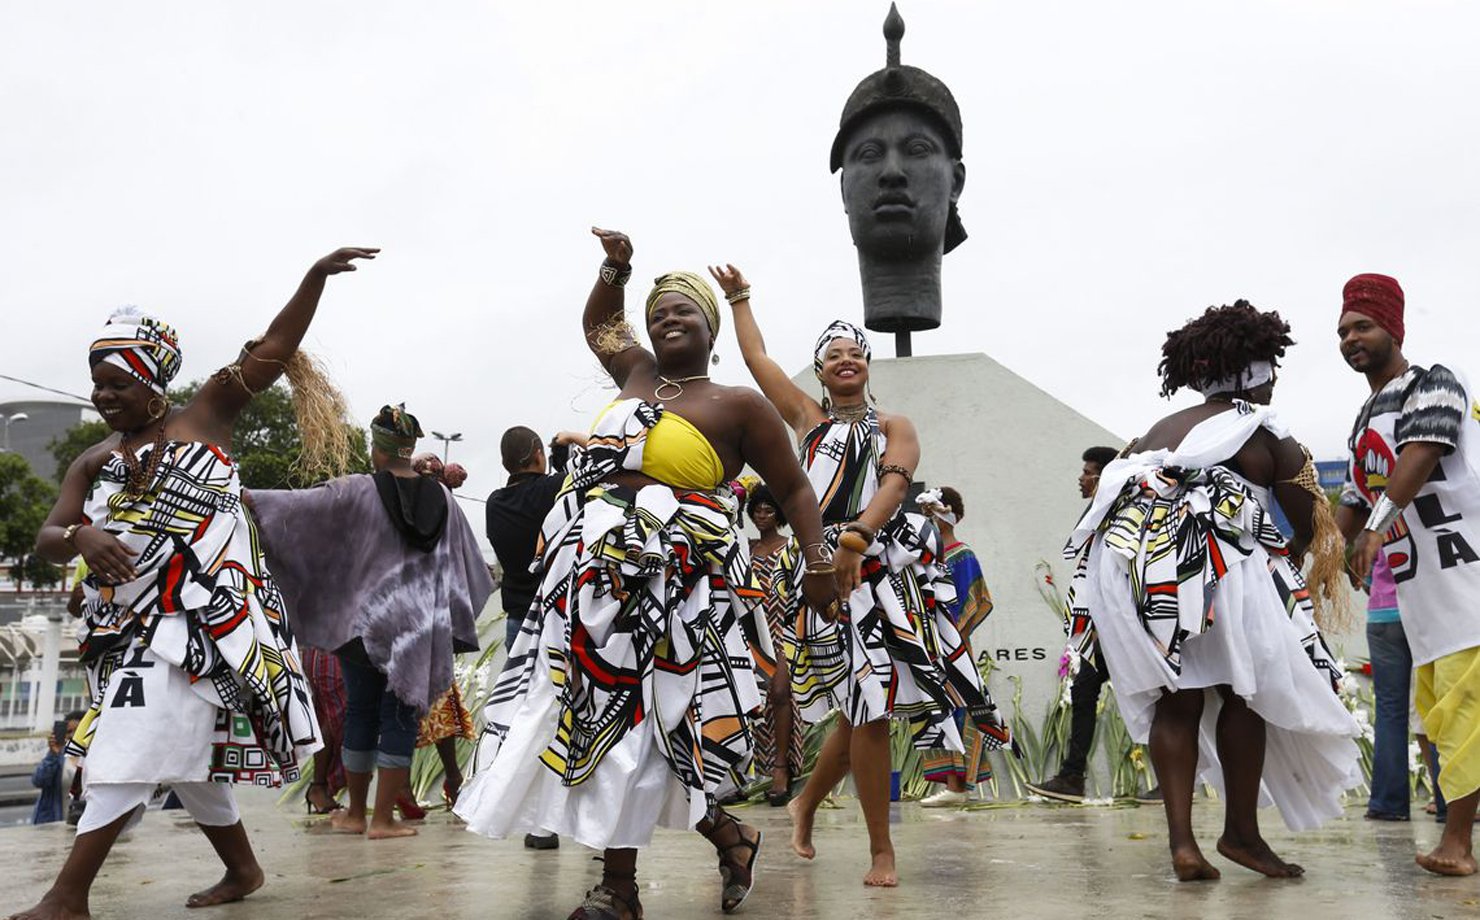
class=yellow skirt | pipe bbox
[1416,646,1480,803]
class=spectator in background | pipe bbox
[486,427,585,652]
[918,487,997,806]
[1029,447,1165,803]
[483,424,585,849]
[31,712,84,825]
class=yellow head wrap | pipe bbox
[644,271,721,341]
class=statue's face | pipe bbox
[839,106,964,260]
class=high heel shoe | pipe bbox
[766,771,792,807]
[442,776,464,809]
[304,781,342,815]
[396,792,427,821]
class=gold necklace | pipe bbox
[654,374,709,401]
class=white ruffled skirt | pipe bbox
[1084,539,1362,831]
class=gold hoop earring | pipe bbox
[147,396,170,420]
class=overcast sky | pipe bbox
[4,1,1478,513]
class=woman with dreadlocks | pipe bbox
[1062,301,1360,882]
[16,247,375,920]
[718,266,1011,889]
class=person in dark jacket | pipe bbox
[31,712,83,825]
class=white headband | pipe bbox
[915,488,957,525]
[1195,360,1274,397]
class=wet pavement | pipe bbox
[4,788,1478,919]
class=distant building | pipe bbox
[0,400,92,481]
[1316,459,1348,497]
[0,594,86,733]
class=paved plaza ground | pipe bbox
[5,787,1478,919]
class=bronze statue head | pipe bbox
[832,4,966,336]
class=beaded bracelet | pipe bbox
[878,464,913,484]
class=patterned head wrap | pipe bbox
[370,403,424,458]
[813,319,873,381]
[88,306,183,396]
[645,272,721,341]
[1342,273,1405,346]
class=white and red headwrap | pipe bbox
[88,306,183,396]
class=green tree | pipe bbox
[171,380,371,489]
[40,382,368,493]
[0,452,59,587]
[11,553,62,590]
[48,419,112,484]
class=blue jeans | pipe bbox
[338,653,419,772]
[505,611,522,654]
[1367,620,1413,818]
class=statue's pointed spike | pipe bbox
[884,3,904,68]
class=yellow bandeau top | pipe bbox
[596,401,726,491]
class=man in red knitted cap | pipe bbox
[1337,272,1480,877]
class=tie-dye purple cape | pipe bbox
[252,474,490,714]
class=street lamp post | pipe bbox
[430,430,463,462]
[0,412,28,452]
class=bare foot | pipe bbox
[863,851,897,887]
[185,865,264,908]
[366,818,419,840]
[329,811,367,834]
[1171,845,1222,882]
[6,893,91,920]
[1416,845,1479,877]
[787,797,815,860]
[1217,834,1303,878]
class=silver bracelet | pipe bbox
[1364,493,1405,535]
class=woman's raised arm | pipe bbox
[584,227,655,388]
[710,264,822,434]
[194,247,378,428]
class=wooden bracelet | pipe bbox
[838,531,870,554]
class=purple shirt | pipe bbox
[1367,551,1399,624]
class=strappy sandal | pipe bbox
[568,884,643,920]
[304,782,341,815]
[717,823,763,913]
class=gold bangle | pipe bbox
[804,565,836,576]
[62,523,85,547]
[838,531,870,554]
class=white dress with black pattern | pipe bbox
[69,440,321,788]
[1064,402,1361,830]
